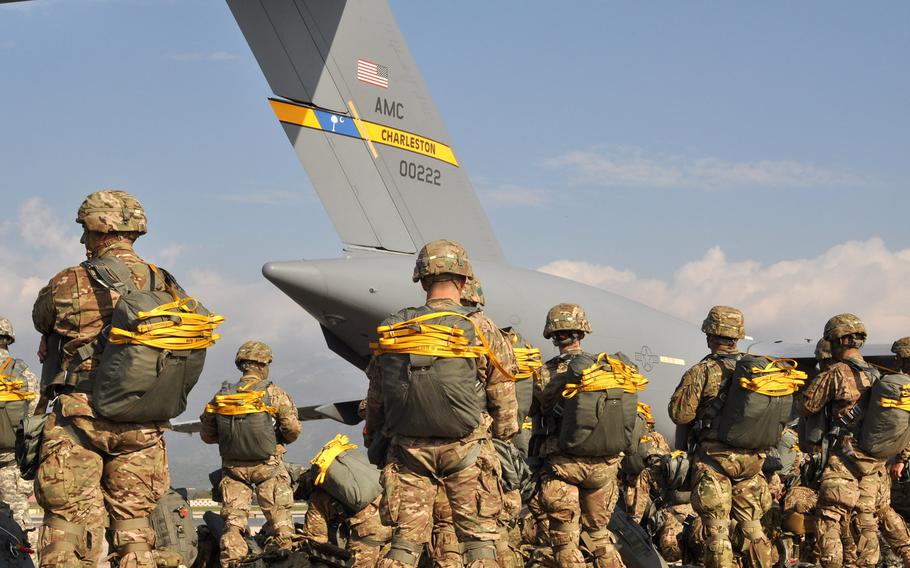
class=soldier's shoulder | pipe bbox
[45,263,89,289]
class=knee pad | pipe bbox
[388,537,423,566]
[462,540,497,563]
[549,521,578,548]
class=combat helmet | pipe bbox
[823,313,866,341]
[412,239,473,283]
[701,306,745,340]
[235,341,273,369]
[543,303,592,339]
[461,276,485,307]
[814,338,832,361]
[76,190,147,235]
[891,337,910,359]
[0,317,14,345]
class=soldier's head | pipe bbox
[413,240,473,298]
[0,317,13,349]
[823,313,866,358]
[543,303,591,350]
[701,306,745,353]
[460,276,485,307]
[815,338,833,371]
[892,337,910,373]
[76,190,147,253]
[235,340,273,379]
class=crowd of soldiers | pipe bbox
[3,189,910,568]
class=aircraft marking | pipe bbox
[269,99,459,167]
[375,97,405,119]
[659,355,686,366]
[635,345,659,372]
[399,160,441,186]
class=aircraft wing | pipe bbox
[169,399,364,435]
[226,0,503,260]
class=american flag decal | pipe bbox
[356,59,389,89]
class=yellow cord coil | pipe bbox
[108,264,225,350]
[371,311,515,380]
[204,378,276,416]
[739,359,807,396]
[562,353,649,399]
[880,384,910,411]
[311,434,358,485]
[513,347,542,381]
[637,401,654,424]
[0,358,35,403]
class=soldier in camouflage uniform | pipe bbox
[669,306,773,568]
[0,317,40,532]
[200,341,301,566]
[648,451,702,563]
[31,190,172,567]
[534,304,626,568]
[878,337,910,568]
[621,404,670,524]
[365,240,518,568]
[796,314,910,568]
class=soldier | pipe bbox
[31,191,177,567]
[200,341,300,566]
[534,303,629,568]
[365,239,518,568]
[878,337,910,568]
[796,314,894,568]
[0,317,39,533]
[669,306,772,568]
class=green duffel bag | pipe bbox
[859,373,910,458]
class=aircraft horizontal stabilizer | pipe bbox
[169,398,365,435]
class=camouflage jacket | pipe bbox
[0,348,39,463]
[31,240,167,393]
[668,347,740,427]
[200,375,301,464]
[365,297,519,441]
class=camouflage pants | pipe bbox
[692,449,771,568]
[219,456,294,565]
[622,470,652,524]
[815,452,887,568]
[521,490,554,568]
[303,491,391,568]
[35,410,168,568]
[539,453,625,568]
[0,459,33,532]
[655,502,697,563]
[430,487,461,568]
[379,437,502,568]
[878,474,910,568]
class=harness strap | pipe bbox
[110,517,150,531]
[119,542,153,553]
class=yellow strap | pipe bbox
[562,353,649,399]
[310,434,358,485]
[738,358,807,396]
[513,347,542,381]
[670,450,686,459]
[372,311,515,381]
[521,417,533,430]
[108,294,225,350]
[637,401,654,423]
[881,397,910,411]
[204,387,276,416]
[0,358,35,402]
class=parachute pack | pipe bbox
[84,256,223,422]
[310,435,382,513]
[205,377,278,462]
[505,328,542,423]
[859,373,910,458]
[558,353,647,457]
[150,488,198,567]
[621,402,657,477]
[0,358,35,451]
[717,355,806,450]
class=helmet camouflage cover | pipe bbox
[460,276,485,306]
[0,317,14,344]
[823,313,866,341]
[892,337,910,358]
[76,189,148,235]
[814,338,832,361]
[543,303,592,339]
[701,305,745,340]
[235,341,273,369]
[412,239,473,283]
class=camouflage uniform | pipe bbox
[366,240,518,568]
[303,491,391,568]
[200,343,301,566]
[430,488,461,568]
[647,452,700,564]
[669,306,772,568]
[31,191,171,568]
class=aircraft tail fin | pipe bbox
[227,0,504,260]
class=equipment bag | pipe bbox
[717,355,806,450]
[84,257,223,422]
[15,412,48,481]
[0,359,35,451]
[311,435,382,513]
[859,373,910,458]
[150,488,198,567]
[0,506,34,568]
[206,378,278,462]
[558,353,646,457]
[374,306,496,439]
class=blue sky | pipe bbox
[1,0,908,483]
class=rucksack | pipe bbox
[83,256,223,422]
[0,358,35,451]
[375,305,486,439]
[310,435,381,513]
[558,353,645,457]
[206,378,278,462]
[859,373,910,458]
[717,355,806,450]
[150,488,197,567]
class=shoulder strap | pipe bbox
[82,256,142,295]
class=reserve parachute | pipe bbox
[0,358,35,451]
[205,377,277,461]
[310,435,382,512]
[859,373,910,458]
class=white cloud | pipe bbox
[168,51,240,62]
[479,183,549,208]
[543,145,864,190]
[538,238,910,343]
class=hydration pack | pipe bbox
[151,488,198,567]
[0,358,34,451]
[84,256,223,422]
[558,353,644,457]
[376,305,484,439]
[859,373,910,458]
[717,355,806,450]
[310,435,381,513]
[207,378,277,462]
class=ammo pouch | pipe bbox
[15,412,48,481]
[859,373,910,458]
